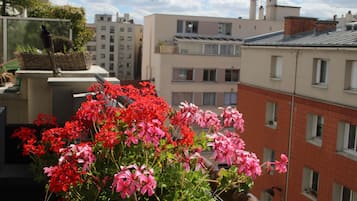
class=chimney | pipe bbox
[315,20,337,34]
[284,16,317,39]
[250,0,257,20]
[346,10,353,22]
[259,6,264,20]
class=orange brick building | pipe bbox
[238,16,357,201]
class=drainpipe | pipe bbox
[285,49,299,201]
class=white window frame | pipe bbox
[302,167,319,200]
[203,92,216,106]
[271,56,283,79]
[333,183,357,201]
[265,102,278,128]
[351,61,357,90]
[306,114,324,146]
[343,123,357,156]
[263,147,275,175]
[224,92,237,106]
[313,59,328,86]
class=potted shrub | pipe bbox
[12,81,288,201]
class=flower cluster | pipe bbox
[12,81,288,201]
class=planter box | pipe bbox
[16,51,92,71]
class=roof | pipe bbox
[175,33,242,42]
[243,29,357,47]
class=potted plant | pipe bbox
[12,81,288,200]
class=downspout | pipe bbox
[285,49,299,201]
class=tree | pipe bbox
[0,0,40,16]
[28,3,94,51]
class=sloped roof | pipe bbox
[243,30,357,47]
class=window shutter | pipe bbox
[351,61,357,89]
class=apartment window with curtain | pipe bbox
[204,44,218,55]
[110,26,115,33]
[337,122,357,157]
[225,69,240,82]
[220,44,234,56]
[345,60,357,91]
[333,183,357,201]
[101,35,105,40]
[172,68,194,81]
[271,56,283,79]
[313,58,328,86]
[224,92,237,106]
[203,69,216,81]
[302,167,319,200]
[265,102,277,128]
[203,93,216,106]
[218,23,232,35]
[306,114,324,146]
[172,92,193,105]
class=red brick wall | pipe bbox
[238,84,290,201]
[288,96,357,201]
[238,83,357,201]
[284,17,317,37]
[315,21,337,33]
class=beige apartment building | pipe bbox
[141,0,300,110]
[87,13,142,80]
[239,17,357,201]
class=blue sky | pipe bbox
[49,0,357,24]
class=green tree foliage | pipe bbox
[28,3,93,51]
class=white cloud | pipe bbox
[49,0,357,24]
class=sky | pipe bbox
[49,0,357,25]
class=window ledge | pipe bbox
[312,84,328,89]
[302,191,317,201]
[307,139,322,147]
[344,89,357,95]
[336,151,357,161]
[265,123,277,129]
[270,77,281,81]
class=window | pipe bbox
[204,44,218,55]
[101,26,106,31]
[306,114,324,145]
[100,63,105,68]
[225,69,240,82]
[87,45,96,51]
[224,93,237,106]
[128,27,132,32]
[109,63,114,71]
[92,54,96,60]
[263,148,275,175]
[271,56,283,79]
[203,69,216,81]
[120,36,124,41]
[185,21,198,33]
[101,35,105,40]
[235,45,241,56]
[218,23,232,35]
[338,122,357,156]
[333,183,357,201]
[127,36,133,41]
[302,167,319,199]
[172,92,193,105]
[120,27,125,32]
[173,68,194,81]
[313,59,328,85]
[100,54,105,59]
[101,44,105,49]
[265,102,277,128]
[345,61,357,91]
[110,45,114,52]
[220,44,234,56]
[110,35,114,43]
[109,54,114,61]
[110,26,115,33]
[203,93,216,106]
